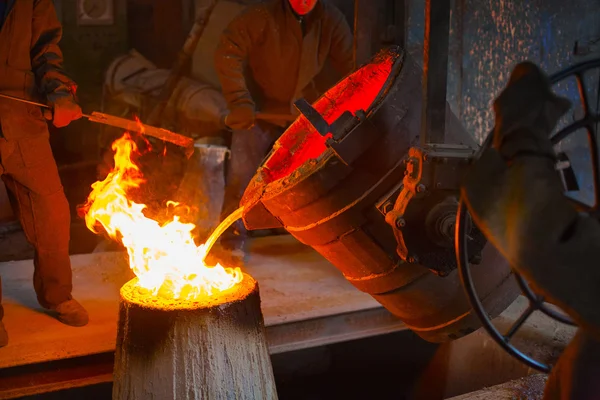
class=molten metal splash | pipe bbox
[81,133,242,301]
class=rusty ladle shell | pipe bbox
[240,46,519,343]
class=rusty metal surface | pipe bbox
[242,48,516,343]
[406,0,600,145]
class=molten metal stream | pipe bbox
[202,207,244,262]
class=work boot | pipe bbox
[50,299,89,327]
[0,321,7,348]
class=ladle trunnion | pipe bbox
[240,46,519,343]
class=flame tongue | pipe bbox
[82,133,242,301]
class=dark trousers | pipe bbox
[220,124,282,250]
[0,135,72,321]
[544,329,600,399]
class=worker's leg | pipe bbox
[0,136,87,326]
[544,329,600,399]
[220,124,279,252]
[2,174,73,307]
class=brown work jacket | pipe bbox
[214,0,354,116]
[0,0,76,139]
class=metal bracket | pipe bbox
[294,98,331,136]
[293,98,370,166]
[384,147,425,262]
[378,144,483,273]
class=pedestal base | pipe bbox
[112,274,277,399]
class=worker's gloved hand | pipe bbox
[225,106,255,130]
[45,94,83,128]
[493,61,572,160]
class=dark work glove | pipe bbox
[45,94,83,128]
[492,62,572,160]
[225,106,255,130]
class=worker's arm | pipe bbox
[214,10,264,130]
[463,62,600,337]
[30,0,81,127]
[327,9,354,77]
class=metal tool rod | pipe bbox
[421,0,451,145]
[0,93,48,109]
[0,93,194,155]
[0,93,94,118]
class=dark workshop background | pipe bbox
[1,0,599,243]
[51,0,600,162]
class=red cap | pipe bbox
[289,0,317,15]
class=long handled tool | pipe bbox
[0,93,195,158]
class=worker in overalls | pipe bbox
[0,0,89,347]
[462,62,600,399]
[214,0,354,262]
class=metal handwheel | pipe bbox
[456,59,600,372]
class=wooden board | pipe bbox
[0,235,404,369]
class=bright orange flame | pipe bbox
[81,133,242,301]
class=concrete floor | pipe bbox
[0,235,406,372]
[0,228,578,399]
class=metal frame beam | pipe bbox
[421,0,452,145]
[353,0,407,68]
[353,0,380,68]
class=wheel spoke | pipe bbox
[504,305,535,342]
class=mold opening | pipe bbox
[262,51,397,183]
